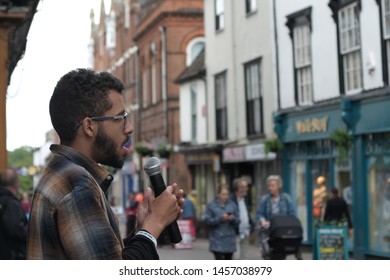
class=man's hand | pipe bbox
[137,183,184,239]
[222,213,235,221]
[135,187,153,232]
[260,219,270,228]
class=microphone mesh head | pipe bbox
[143,157,162,176]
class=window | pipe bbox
[142,69,148,108]
[124,0,130,29]
[246,0,257,14]
[190,42,204,65]
[151,44,157,105]
[215,0,224,31]
[290,160,308,241]
[186,38,205,66]
[294,25,313,105]
[366,133,390,255]
[339,3,362,93]
[367,155,390,254]
[215,72,227,140]
[151,59,157,104]
[286,7,313,105]
[106,11,116,49]
[245,59,263,135]
[382,0,390,82]
[191,85,197,141]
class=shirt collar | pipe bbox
[49,144,114,193]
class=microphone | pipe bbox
[143,157,182,244]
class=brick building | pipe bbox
[91,0,204,194]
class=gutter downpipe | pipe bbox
[135,46,140,143]
[135,46,144,190]
[273,0,281,111]
[159,25,168,141]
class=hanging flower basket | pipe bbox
[265,138,284,154]
[330,129,352,160]
[134,144,154,157]
[156,144,173,158]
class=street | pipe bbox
[157,237,313,260]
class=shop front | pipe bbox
[351,93,390,259]
[277,93,390,259]
[276,103,352,247]
[182,146,221,221]
[222,142,281,217]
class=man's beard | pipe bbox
[94,128,124,169]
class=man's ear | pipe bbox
[80,118,95,137]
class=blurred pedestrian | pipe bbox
[126,192,139,236]
[256,175,295,259]
[203,184,239,260]
[20,192,32,220]
[324,188,353,231]
[257,175,295,228]
[0,168,28,259]
[27,68,184,260]
[231,177,254,260]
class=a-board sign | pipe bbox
[315,225,349,260]
[174,220,193,249]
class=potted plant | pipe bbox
[330,129,352,160]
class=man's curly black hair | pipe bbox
[49,68,125,145]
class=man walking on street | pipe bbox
[0,168,28,259]
[231,177,253,260]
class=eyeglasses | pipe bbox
[75,112,129,130]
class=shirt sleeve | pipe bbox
[57,185,123,259]
[122,234,159,260]
[257,196,267,221]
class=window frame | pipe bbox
[294,24,313,105]
[215,0,225,31]
[329,0,363,94]
[286,6,313,106]
[215,71,228,140]
[338,2,363,94]
[246,0,257,14]
[191,85,197,142]
[244,58,263,136]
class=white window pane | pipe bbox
[251,0,257,11]
[216,0,224,14]
[220,16,224,29]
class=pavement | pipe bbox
[157,237,313,260]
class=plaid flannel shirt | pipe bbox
[27,144,124,259]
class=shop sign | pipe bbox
[296,117,329,134]
[223,146,245,162]
[245,143,276,160]
[186,152,214,164]
[314,225,349,260]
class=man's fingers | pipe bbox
[144,187,153,199]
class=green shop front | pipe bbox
[275,94,390,259]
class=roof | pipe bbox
[175,48,205,84]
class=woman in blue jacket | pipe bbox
[203,184,239,260]
[257,175,295,228]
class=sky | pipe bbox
[6,0,107,151]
